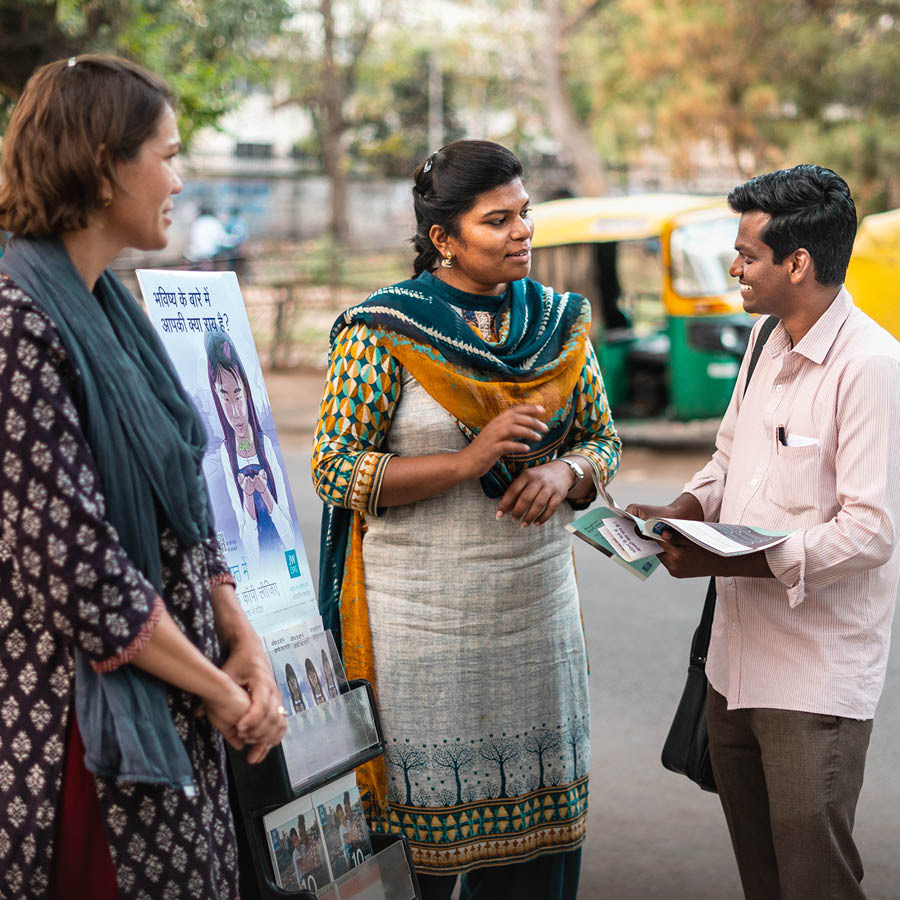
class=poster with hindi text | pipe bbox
[137,269,317,633]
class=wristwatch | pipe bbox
[558,457,585,489]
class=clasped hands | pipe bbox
[461,404,585,527]
[198,585,287,764]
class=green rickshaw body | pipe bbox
[530,194,750,421]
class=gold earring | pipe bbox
[102,196,112,208]
[441,254,453,269]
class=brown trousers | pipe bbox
[706,686,873,900]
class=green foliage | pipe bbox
[576,0,900,211]
[351,43,466,176]
[1,0,290,145]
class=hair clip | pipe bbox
[67,57,77,67]
[423,155,435,174]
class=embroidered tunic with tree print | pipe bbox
[313,310,619,874]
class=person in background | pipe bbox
[0,55,286,899]
[186,204,237,269]
[313,139,620,900]
[628,165,900,900]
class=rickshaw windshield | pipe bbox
[670,217,739,297]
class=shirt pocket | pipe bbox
[768,443,823,516]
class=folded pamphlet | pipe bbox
[566,507,662,581]
[568,484,793,575]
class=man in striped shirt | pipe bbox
[630,165,900,900]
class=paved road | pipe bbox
[273,385,900,899]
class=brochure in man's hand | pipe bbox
[567,485,793,576]
[566,505,662,580]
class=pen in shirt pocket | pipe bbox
[776,424,787,446]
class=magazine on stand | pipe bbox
[264,774,374,891]
[311,773,374,879]
[264,618,347,716]
[263,794,331,893]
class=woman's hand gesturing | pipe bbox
[458,405,548,479]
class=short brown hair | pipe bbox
[0,54,174,237]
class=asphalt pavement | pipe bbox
[270,369,900,900]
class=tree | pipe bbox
[541,0,613,194]
[523,728,561,789]
[432,743,476,806]
[480,738,520,797]
[564,719,586,780]
[0,0,289,142]
[350,42,465,177]
[387,744,428,805]
[602,0,900,212]
[274,0,388,243]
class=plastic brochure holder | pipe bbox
[229,678,422,900]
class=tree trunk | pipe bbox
[0,0,74,100]
[543,0,608,196]
[320,0,349,246]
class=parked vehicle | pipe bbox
[531,195,900,422]
[530,194,750,420]
[845,206,900,340]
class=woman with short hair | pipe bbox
[0,55,285,898]
[313,139,620,899]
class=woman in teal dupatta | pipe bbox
[314,141,621,900]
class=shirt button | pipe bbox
[731,622,739,631]
[750,477,758,486]
[775,384,783,393]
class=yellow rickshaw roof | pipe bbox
[853,207,900,266]
[531,193,730,247]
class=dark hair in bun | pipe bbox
[410,140,523,276]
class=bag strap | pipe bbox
[692,315,780,667]
[743,315,780,400]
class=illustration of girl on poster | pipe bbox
[206,330,294,569]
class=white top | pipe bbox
[685,289,900,719]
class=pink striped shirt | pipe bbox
[684,289,900,719]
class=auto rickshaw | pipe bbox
[530,195,900,422]
[845,206,900,339]
[530,194,749,420]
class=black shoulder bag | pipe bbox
[660,315,780,793]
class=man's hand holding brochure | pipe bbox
[567,484,793,580]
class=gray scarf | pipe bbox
[1,236,213,794]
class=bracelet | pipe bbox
[558,457,586,491]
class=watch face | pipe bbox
[565,459,584,479]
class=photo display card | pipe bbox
[311,773,374,880]
[265,618,348,715]
[263,794,331,893]
[137,270,317,633]
[263,774,373,892]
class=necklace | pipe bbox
[237,436,253,453]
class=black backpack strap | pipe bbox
[696,314,780,663]
[743,315,780,399]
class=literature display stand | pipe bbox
[135,270,420,899]
[229,679,421,900]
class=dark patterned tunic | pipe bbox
[0,275,239,899]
